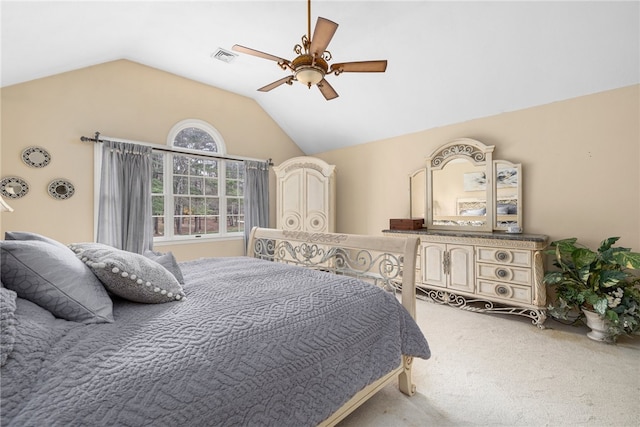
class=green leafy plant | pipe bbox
[543,237,640,341]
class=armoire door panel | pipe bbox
[281,171,304,213]
[305,170,328,213]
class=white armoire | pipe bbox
[273,156,336,233]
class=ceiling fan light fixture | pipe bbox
[295,66,325,86]
[232,0,386,100]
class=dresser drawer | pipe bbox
[476,263,531,286]
[477,279,532,304]
[476,246,531,267]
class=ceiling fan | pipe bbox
[232,0,387,100]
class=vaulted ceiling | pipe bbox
[2,1,638,154]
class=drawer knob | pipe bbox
[496,268,508,278]
[496,251,509,262]
[496,285,509,296]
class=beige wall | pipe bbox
[0,60,304,260]
[2,62,638,256]
[315,85,640,252]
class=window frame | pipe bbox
[152,120,245,244]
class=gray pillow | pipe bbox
[5,231,69,250]
[0,240,114,324]
[0,285,18,366]
[143,250,185,284]
[70,243,185,304]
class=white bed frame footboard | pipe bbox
[247,227,421,426]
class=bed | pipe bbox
[0,227,430,426]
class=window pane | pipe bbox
[191,158,206,177]
[203,160,218,177]
[153,216,165,237]
[190,177,204,195]
[175,196,190,215]
[204,216,219,234]
[192,197,205,215]
[173,176,188,194]
[152,195,164,215]
[174,127,218,152]
[192,216,205,234]
[226,161,239,178]
[206,198,219,215]
[227,198,241,216]
[174,216,192,236]
[204,178,218,196]
[152,153,164,193]
[226,180,238,197]
[173,155,190,174]
[236,179,244,196]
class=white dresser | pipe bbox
[384,229,549,326]
[273,156,336,233]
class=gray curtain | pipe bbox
[244,160,270,253]
[97,141,153,254]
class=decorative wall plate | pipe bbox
[21,146,51,168]
[0,176,29,199]
[48,179,75,200]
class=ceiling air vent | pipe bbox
[211,48,238,64]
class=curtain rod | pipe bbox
[80,132,273,166]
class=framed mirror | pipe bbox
[411,138,524,232]
[494,160,522,231]
[0,176,29,199]
[426,139,494,231]
[21,146,51,168]
[48,179,75,200]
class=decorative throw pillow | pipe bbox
[0,240,114,324]
[0,284,18,366]
[69,243,185,304]
[143,250,185,284]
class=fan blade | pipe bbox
[258,76,294,92]
[331,60,388,73]
[317,79,339,100]
[232,44,290,64]
[309,17,339,58]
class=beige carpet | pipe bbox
[338,298,640,427]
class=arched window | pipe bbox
[152,120,244,241]
[168,119,225,153]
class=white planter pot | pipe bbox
[582,309,610,342]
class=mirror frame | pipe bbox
[0,176,29,199]
[21,146,51,168]
[493,160,522,231]
[409,168,426,219]
[425,138,495,232]
[47,179,75,200]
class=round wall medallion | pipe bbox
[21,146,51,168]
[48,179,75,200]
[0,176,29,199]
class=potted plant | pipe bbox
[544,237,640,342]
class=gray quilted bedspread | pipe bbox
[1,256,430,427]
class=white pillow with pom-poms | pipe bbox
[69,243,185,304]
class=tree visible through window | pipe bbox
[152,122,245,241]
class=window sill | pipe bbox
[153,235,244,247]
